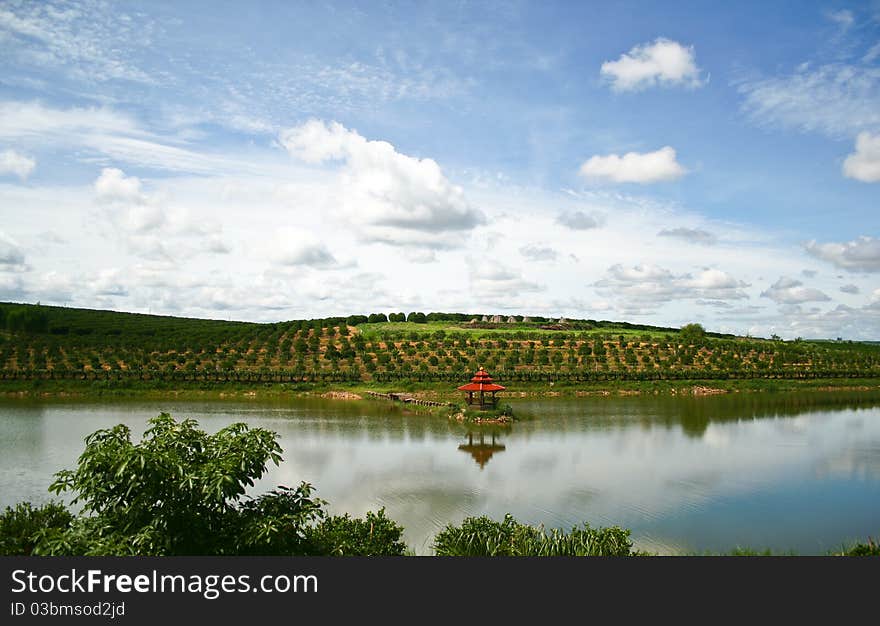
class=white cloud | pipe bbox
[657,227,717,245]
[805,236,880,272]
[760,276,831,304]
[0,101,141,141]
[469,262,544,298]
[556,210,602,230]
[579,146,686,184]
[273,230,339,269]
[92,269,128,297]
[737,64,880,137]
[843,132,880,182]
[0,149,35,179]
[203,236,232,255]
[93,168,165,237]
[279,120,484,245]
[29,270,75,303]
[0,3,156,84]
[840,284,860,294]
[0,232,26,268]
[826,9,854,29]
[0,273,26,300]
[89,168,241,262]
[0,101,260,176]
[600,38,703,92]
[595,264,749,313]
[94,167,146,204]
[685,268,745,291]
[519,244,558,261]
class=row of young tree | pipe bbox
[2,305,878,382]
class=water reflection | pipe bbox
[1,391,880,555]
[458,430,506,469]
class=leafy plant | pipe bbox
[36,413,406,556]
[0,501,73,555]
[432,514,635,556]
[306,509,407,556]
[837,537,879,556]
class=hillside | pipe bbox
[1,302,879,386]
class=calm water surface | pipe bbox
[2,392,879,555]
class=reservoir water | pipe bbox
[2,391,879,555]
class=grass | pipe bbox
[2,376,880,400]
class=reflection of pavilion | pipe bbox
[458,432,506,469]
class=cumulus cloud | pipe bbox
[843,132,880,182]
[805,236,880,272]
[556,210,601,230]
[94,168,165,236]
[279,120,484,245]
[0,149,35,179]
[92,168,237,260]
[840,284,860,294]
[29,270,75,303]
[92,269,128,297]
[594,264,749,313]
[469,262,543,297]
[519,244,558,261]
[0,232,26,269]
[94,167,147,204]
[0,273,26,300]
[203,236,232,255]
[600,38,704,92]
[657,227,717,245]
[760,277,831,304]
[273,230,339,269]
[696,299,733,308]
[579,147,686,184]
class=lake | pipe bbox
[2,391,879,555]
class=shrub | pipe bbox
[432,513,635,556]
[28,414,407,557]
[0,501,73,555]
[838,538,879,556]
[306,509,407,556]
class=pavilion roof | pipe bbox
[457,382,506,392]
[457,367,505,392]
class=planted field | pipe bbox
[1,302,879,385]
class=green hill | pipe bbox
[1,302,879,387]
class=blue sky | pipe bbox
[1,0,879,338]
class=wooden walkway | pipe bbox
[365,391,453,407]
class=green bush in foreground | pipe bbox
[30,413,405,556]
[837,538,879,556]
[432,514,637,556]
[0,501,73,556]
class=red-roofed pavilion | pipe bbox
[457,367,505,409]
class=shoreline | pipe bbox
[2,377,880,402]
